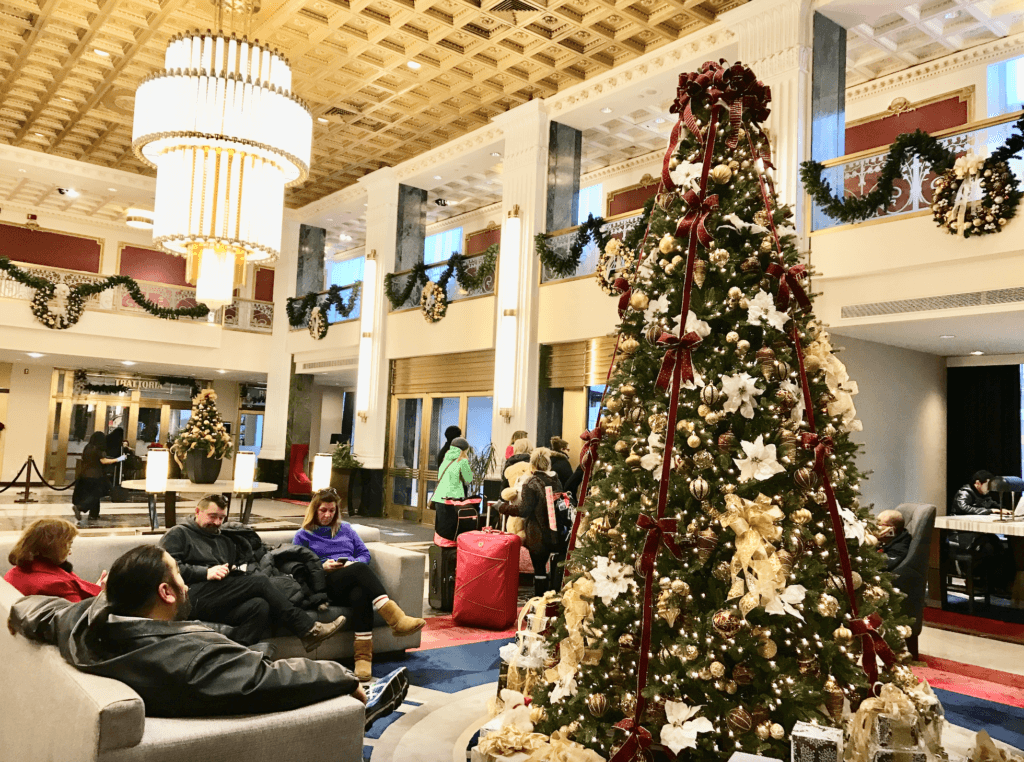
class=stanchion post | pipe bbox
[14,455,38,504]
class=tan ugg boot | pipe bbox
[353,638,373,683]
[379,600,426,636]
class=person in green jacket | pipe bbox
[432,437,475,542]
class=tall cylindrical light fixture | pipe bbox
[494,206,521,421]
[311,452,333,492]
[234,451,256,491]
[355,249,377,421]
[146,448,170,493]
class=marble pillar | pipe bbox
[546,121,582,233]
[811,12,847,231]
[395,184,427,272]
[296,224,326,296]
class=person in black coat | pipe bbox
[72,431,120,525]
[949,470,1015,590]
[498,448,562,595]
[548,437,575,493]
[436,425,462,470]
[876,510,912,571]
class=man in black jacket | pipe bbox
[949,470,1014,591]
[6,545,409,725]
[876,510,912,571]
[159,494,343,649]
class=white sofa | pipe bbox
[0,524,426,762]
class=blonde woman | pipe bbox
[294,489,425,682]
[4,518,106,601]
[500,437,533,492]
[505,430,529,460]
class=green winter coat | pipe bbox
[432,446,474,503]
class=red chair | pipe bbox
[288,444,312,496]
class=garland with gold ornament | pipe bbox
[285,282,362,334]
[535,214,610,279]
[0,257,212,330]
[420,281,448,323]
[382,244,498,316]
[932,153,1021,237]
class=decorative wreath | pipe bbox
[932,154,1020,238]
[420,281,448,323]
[31,283,85,330]
[596,237,635,294]
[308,305,328,340]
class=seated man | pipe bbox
[159,494,343,650]
[6,545,409,727]
[876,510,912,571]
[949,470,1015,592]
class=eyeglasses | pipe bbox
[315,489,339,501]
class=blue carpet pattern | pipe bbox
[933,687,1024,751]
[372,637,514,693]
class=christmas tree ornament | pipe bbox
[649,413,668,433]
[684,645,700,660]
[864,585,889,604]
[758,639,778,659]
[814,533,828,546]
[697,529,718,562]
[791,508,813,525]
[776,549,795,574]
[818,594,840,617]
[619,633,637,650]
[671,579,690,595]
[710,248,729,266]
[713,609,743,638]
[620,692,637,716]
[697,404,711,417]
[726,707,753,734]
[798,655,819,675]
[711,164,733,184]
[823,676,845,720]
[741,256,761,273]
[615,440,630,454]
[710,661,726,678]
[620,383,636,398]
[834,625,853,644]
[530,705,547,724]
[736,339,751,355]
[713,562,731,580]
[754,209,771,227]
[686,434,702,448]
[692,450,715,470]
[770,723,785,740]
[700,385,722,405]
[689,477,710,500]
[587,693,609,717]
[659,576,672,590]
[693,260,708,287]
[659,234,677,254]
[717,431,738,452]
[794,467,822,491]
[726,330,740,343]
[733,663,754,684]
[626,453,643,469]
[756,722,772,740]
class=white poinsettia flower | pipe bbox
[747,289,790,332]
[828,388,862,433]
[778,379,805,424]
[764,583,807,620]
[661,700,714,754]
[497,689,534,731]
[636,256,655,285]
[839,505,867,546]
[683,310,711,338]
[548,661,579,703]
[721,372,763,419]
[776,224,797,239]
[733,435,786,483]
[641,432,665,472]
[644,293,672,328]
[718,213,768,236]
[670,159,701,191]
[590,556,638,604]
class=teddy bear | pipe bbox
[500,459,532,541]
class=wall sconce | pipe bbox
[312,452,333,492]
[234,451,256,491]
[494,205,521,419]
[355,249,377,422]
[146,448,169,493]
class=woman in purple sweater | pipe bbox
[294,489,425,681]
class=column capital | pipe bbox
[721,0,812,77]
[356,165,400,197]
[491,98,549,136]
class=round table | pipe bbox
[121,479,278,530]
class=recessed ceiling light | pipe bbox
[107,187,116,192]
[217,369,228,374]
[434,175,442,180]
[121,360,136,366]
[655,117,665,124]
[601,107,612,114]
[59,96,72,102]
[64,188,80,198]
[34,133,45,137]
[18,169,26,173]
[939,334,955,339]
[970,351,985,356]
[317,117,329,123]
[491,152,501,158]
[944,10,960,20]
[94,48,110,57]
[407,61,421,70]
[27,352,45,359]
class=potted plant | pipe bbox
[330,443,364,515]
[171,389,234,484]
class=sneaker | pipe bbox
[300,615,346,653]
[364,667,410,731]
[73,505,81,521]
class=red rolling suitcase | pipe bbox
[453,528,521,629]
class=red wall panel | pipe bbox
[607,181,660,217]
[465,226,500,255]
[845,96,970,154]
[0,224,101,272]
[118,245,190,286]
[254,267,275,302]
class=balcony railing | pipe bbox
[289,281,361,329]
[0,262,274,333]
[540,212,644,283]
[388,250,496,312]
[810,110,1024,232]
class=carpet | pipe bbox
[412,614,518,652]
[373,637,514,694]
[924,607,1024,644]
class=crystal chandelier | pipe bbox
[132,28,312,309]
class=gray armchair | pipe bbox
[876,503,936,659]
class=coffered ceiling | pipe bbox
[0,0,741,208]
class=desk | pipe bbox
[934,514,1024,609]
[121,479,277,530]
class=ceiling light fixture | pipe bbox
[108,187,117,192]
[125,208,154,229]
[317,117,329,123]
[944,10,960,20]
[601,107,612,114]
[407,60,421,70]
[970,351,985,356]
[939,334,955,339]
[121,361,136,366]
[94,49,110,57]
[434,175,442,180]
[132,27,313,311]
[27,352,45,358]
[217,369,228,374]
[655,117,665,124]
[491,152,501,158]
[63,189,80,198]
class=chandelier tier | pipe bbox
[132,31,312,309]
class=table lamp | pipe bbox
[146,449,169,493]
[234,451,256,491]
[312,452,332,492]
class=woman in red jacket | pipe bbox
[4,518,105,601]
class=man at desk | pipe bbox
[950,470,1015,592]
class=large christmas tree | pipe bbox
[529,61,914,761]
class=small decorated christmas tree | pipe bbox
[516,60,918,762]
[173,389,234,461]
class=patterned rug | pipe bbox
[924,607,1024,643]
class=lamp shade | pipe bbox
[234,451,256,491]
[312,452,333,492]
[146,449,169,493]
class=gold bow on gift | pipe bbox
[526,731,608,762]
[478,725,550,757]
[971,730,1024,762]
[846,683,920,762]
[720,493,785,607]
[518,591,559,634]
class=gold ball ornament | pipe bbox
[727,707,753,734]
[686,434,702,449]
[727,287,743,300]
[620,692,637,717]
[648,413,668,433]
[771,723,786,740]
[618,633,637,650]
[864,585,889,604]
[711,164,733,184]
[710,248,729,266]
[726,680,738,695]
[713,562,732,581]
[754,210,771,227]
[814,532,828,547]
[713,608,744,638]
[736,340,751,355]
[794,467,822,491]
[692,450,714,470]
[757,722,772,740]
[671,579,690,596]
[758,639,778,659]
[620,337,640,355]
[629,291,650,311]
[684,645,700,660]
[659,234,677,254]
[697,528,718,562]
[897,625,913,639]
[834,625,853,645]
[620,383,636,399]
[701,385,722,406]
[864,532,879,548]
[530,705,547,724]
[614,440,630,454]
[726,330,740,343]
[818,594,840,617]
[710,661,727,678]
[689,477,710,500]
[625,453,643,469]
[790,508,813,525]
[776,549,795,574]
[587,693,609,717]
[697,404,710,417]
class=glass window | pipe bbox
[393,398,423,470]
[988,55,1024,116]
[429,397,461,469]
[391,475,420,508]
[465,396,493,458]
[136,408,162,456]
[424,227,463,266]
[576,184,603,225]
[238,413,264,457]
[326,256,364,287]
[586,385,606,431]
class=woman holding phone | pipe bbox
[293,489,425,682]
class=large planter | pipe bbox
[185,450,223,484]
[330,467,353,515]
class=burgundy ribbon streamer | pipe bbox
[637,514,683,576]
[565,426,603,555]
[612,719,653,760]
[674,190,719,249]
[655,331,702,390]
[765,262,811,312]
[799,432,835,474]
[850,613,899,685]
[614,277,632,318]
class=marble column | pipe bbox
[546,121,582,233]
[722,0,814,238]
[353,167,401,470]
[295,225,326,295]
[395,185,427,272]
[811,12,847,231]
[491,100,550,451]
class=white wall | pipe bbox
[831,334,947,513]
[318,387,347,453]
[2,363,54,482]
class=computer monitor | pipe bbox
[329,433,345,444]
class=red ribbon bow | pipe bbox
[609,718,653,762]
[766,262,811,312]
[850,612,899,685]
[614,277,632,318]
[675,190,719,249]
[800,432,835,474]
[580,426,602,467]
[637,514,682,577]
[656,331,702,390]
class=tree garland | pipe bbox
[0,257,212,330]
[383,243,498,311]
[535,214,611,278]
[155,376,203,398]
[799,114,1024,226]
[73,370,130,395]
[420,281,448,323]
[285,282,362,329]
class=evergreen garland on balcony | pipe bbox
[535,214,611,279]
[286,282,362,328]
[0,257,212,330]
[799,114,1024,225]
[382,243,499,311]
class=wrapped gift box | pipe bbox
[792,721,844,762]
[872,714,920,749]
[871,749,928,762]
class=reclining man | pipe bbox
[159,494,341,650]
[7,544,409,725]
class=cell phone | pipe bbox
[333,557,350,565]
